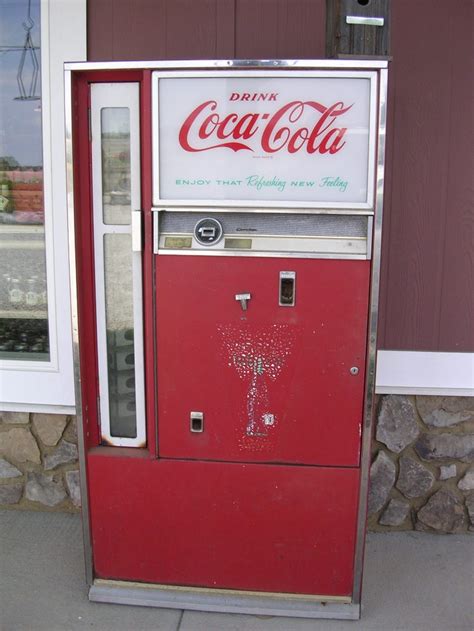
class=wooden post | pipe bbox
[326,0,391,58]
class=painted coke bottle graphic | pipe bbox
[219,324,296,446]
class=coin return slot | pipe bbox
[279,272,296,306]
[190,411,204,433]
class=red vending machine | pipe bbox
[66,60,388,619]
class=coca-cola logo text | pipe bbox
[178,97,353,155]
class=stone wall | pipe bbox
[368,396,474,533]
[0,412,80,511]
[1,398,473,534]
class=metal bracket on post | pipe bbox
[346,16,384,27]
[326,0,391,58]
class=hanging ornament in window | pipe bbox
[14,0,40,101]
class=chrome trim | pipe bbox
[65,59,388,72]
[153,209,160,254]
[155,210,369,255]
[161,233,367,240]
[366,215,374,260]
[89,579,360,620]
[156,250,367,260]
[150,200,374,215]
[160,232,367,242]
[158,236,367,256]
[64,69,93,587]
[156,69,377,78]
[352,67,389,604]
[151,70,378,211]
[346,16,384,27]
[152,206,374,216]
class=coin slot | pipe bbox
[194,217,223,246]
[190,411,204,433]
[279,271,296,306]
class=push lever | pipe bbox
[235,293,251,311]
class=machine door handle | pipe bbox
[131,209,142,252]
[235,293,251,311]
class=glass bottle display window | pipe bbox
[0,0,49,361]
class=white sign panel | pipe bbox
[153,71,377,208]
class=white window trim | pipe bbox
[0,0,86,410]
[3,348,472,412]
[376,351,474,396]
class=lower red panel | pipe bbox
[88,453,360,596]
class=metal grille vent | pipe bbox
[159,212,367,238]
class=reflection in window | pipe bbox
[101,108,131,225]
[0,0,49,361]
[104,233,137,439]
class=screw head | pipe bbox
[350,366,359,375]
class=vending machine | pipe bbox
[65,59,388,619]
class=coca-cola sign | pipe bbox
[153,72,377,208]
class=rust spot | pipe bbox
[100,434,147,449]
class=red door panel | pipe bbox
[156,256,369,466]
[88,454,360,596]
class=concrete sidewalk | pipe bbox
[0,510,472,631]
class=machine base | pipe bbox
[89,579,360,620]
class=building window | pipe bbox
[0,0,49,361]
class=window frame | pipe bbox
[90,83,146,447]
[0,0,86,411]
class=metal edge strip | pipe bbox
[151,72,160,231]
[153,208,160,254]
[64,69,94,586]
[156,250,367,260]
[351,67,389,604]
[89,580,360,620]
[150,68,377,211]
[152,207,375,216]
[366,216,374,260]
[151,199,373,211]
[65,59,388,71]
[158,233,367,241]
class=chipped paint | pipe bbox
[219,324,295,443]
[263,413,275,426]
